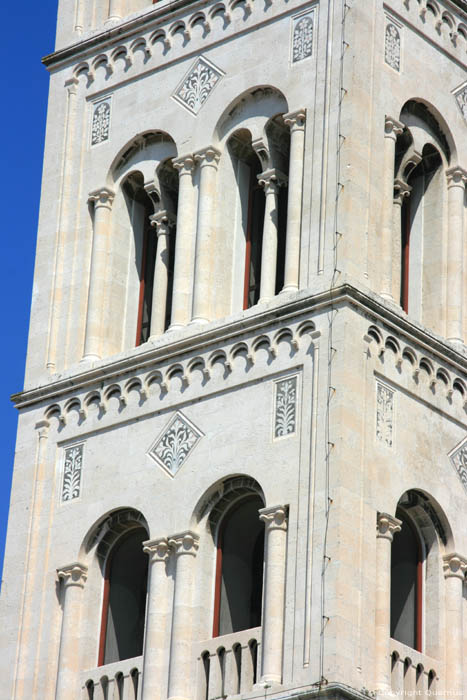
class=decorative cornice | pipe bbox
[12,281,467,411]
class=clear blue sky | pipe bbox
[0,1,58,582]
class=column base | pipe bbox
[280,285,298,294]
[380,292,394,302]
[167,323,184,332]
[258,296,273,305]
[189,317,209,325]
[80,353,101,363]
[447,336,464,345]
[257,675,282,686]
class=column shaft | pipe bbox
[192,148,220,324]
[141,539,170,700]
[375,513,401,694]
[167,532,199,700]
[282,110,306,294]
[259,505,288,685]
[55,563,88,700]
[171,156,196,330]
[258,170,287,304]
[106,0,122,22]
[443,554,467,698]
[446,167,466,343]
[82,188,115,362]
[149,211,176,339]
[380,117,404,300]
[391,180,411,304]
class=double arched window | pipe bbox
[98,526,148,665]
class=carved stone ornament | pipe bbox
[143,537,170,563]
[274,375,298,438]
[62,443,84,502]
[376,381,394,447]
[454,85,467,123]
[173,56,224,115]
[259,504,288,531]
[384,22,400,71]
[448,437,467,493]
[57,562,88,588]
[168,530,200,556]
[91,100,111,145]
[292,12,313,63]
[148,411,203,477]
[376,512,401,541]
[442,552,467,580]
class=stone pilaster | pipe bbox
[171,155,196,330]
[167,531,199,700]
[445,167,467,343]
[141,538,171,700]
[192,148,221,324]
[82,187,115,362]
[443,553,467,698]
[380,117,404,301]
[55,563,88,700]
[258,170,288,304]
[282,109,306,294]
[375,513,401,694]
[259,505,288,685]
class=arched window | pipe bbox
[213,496,265,637]
[98,527,148,665]
[390,509,423,651]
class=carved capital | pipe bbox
[173,154,196,176]
[446,166,467,189]
[88,187,115,209]
[194,146,221,169]
[64,76,79,96]
[443,553,467,580]
[259,504,289,532]
[149,210,177,236]
[143,537,171,563]
[35,419,50,439]
[284,108,306,132]
[168,530,199,556]
[376,512,402,541]
[257,168,288,194]
[57,562,88,588]
[393,178,412,204]
[384,115,404,140]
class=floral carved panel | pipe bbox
[274,375,298,439]
[449,438,467,493]
[173,57,224,115]
[62,444,84,502]
[384,22,400,71]
[292,12,314,63]
[376,381,394,447]
[148,412,203,477]
[91,99,111,145]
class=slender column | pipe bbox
[55,563,88,700]
[141,538,171,700]
[82,188,115,362]
[148,211,176,339]
[443,553,467,698]
[170,156,196,330]
[192,147,221,324]
[391,179,411,304]
[445,167,467,343]
[380,117,404,301]
[259,505,288,685]
[167,531,200,700]
[375,513,401,694]
[106,0,122,22]
[258,170,288,304]
[282,109,306,294]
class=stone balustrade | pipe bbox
[82,656,142,699]
[389,640,439,697]
[194,627,261,700]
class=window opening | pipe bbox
[99,527,148,665]
[243,160,265,309]
[213,496,264,637]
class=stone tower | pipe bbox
[1,0,466,698]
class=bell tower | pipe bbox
[1,0,467,699]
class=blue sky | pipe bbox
[0,1,58,582]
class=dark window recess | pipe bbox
[390,512,422,651]
[244,161,265,309]
[214,496,264,636]
[99,528,148,665]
